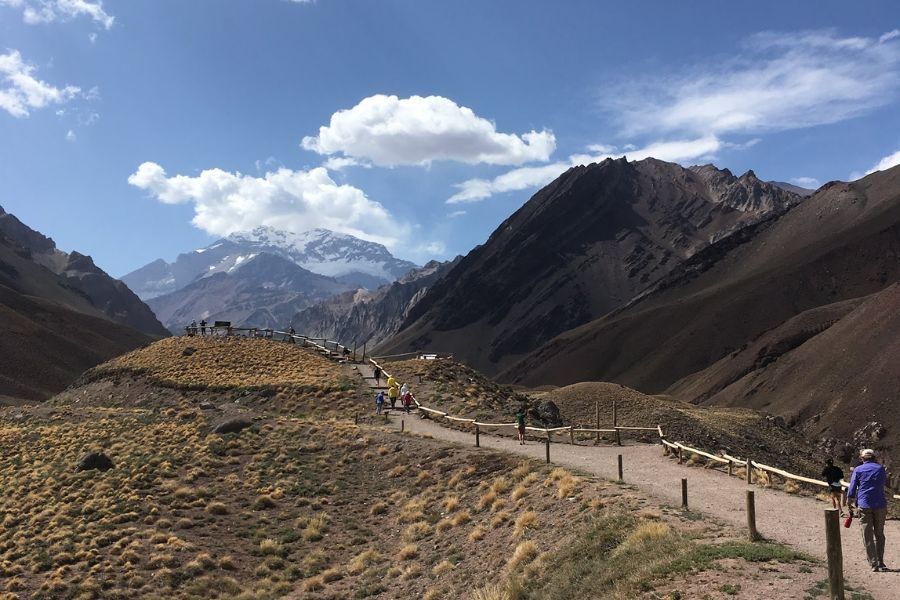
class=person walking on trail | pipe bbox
[375,391,385,415]
[373,366,383,385]
[400,383,409,398]
[287,326,296,343]
[847,448,888,572]
[199,319,207,336]
[386,374,397,389]
[402,390,414,414]
[188,320,197,336]
[821,457,846,513]
[388,384,399,409]
[516,409,527,445]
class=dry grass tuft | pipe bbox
[507,540,538,572]
[432,559,455,576]
[513,510,538,538]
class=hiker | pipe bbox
[286,326,296,343]
[373,366,382,385]
[402,390,414,414]
[847,448,888,572]
[516,409,526,445]
[386,374,397,389]
[188,320,197,336]
[388,384,399,409]
[375,391,385,415]
[400,382,409,398]
[199,319,207,336]
[821,457,845,513]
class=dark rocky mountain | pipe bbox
[122,227,418,300]
[0,206,168,337]
[147,252,353,332]
[292,258,459,348]
[502,168,900,396]
[380,157,801,374]
[0,206,159,402]
[769,180,816,197]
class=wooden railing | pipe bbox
[662,437,900,501]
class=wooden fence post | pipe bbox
[746,490,759,541]
[569,425,575,445]
[727,460,733,477]
[475,423,480,448]
[354,413,358,425]
[545,433,550,464]
[681,478,688,509]
[401,419,405,433]
[677,446,683,464]
[617,454,624,482]
[825,509,845,600]
[595,400,600,443]
[352,341,357,362]
[746,459,753,484]
[362,342,367,362]
[614,401,621,446]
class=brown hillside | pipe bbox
[379,158,798,375]
[670,284,900,469]
[0,284,150,403]
[504,164,900,394]
[534,382,822,475]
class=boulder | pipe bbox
[182,347,197,357]
[528,399,563,427]
[199,402,217,411]
[212,417,253,434]
[76,452,114,472]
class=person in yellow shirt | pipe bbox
[388,385,399,409]
[386,375,397,389]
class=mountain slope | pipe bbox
[0,206,168,337]
[122,226,418,300]
[292,258,459,348]
[503,165,900,393]
[0,209,156,402]
[380,157,799,374]
[147,252,352,332]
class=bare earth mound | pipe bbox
[538,381,823,475]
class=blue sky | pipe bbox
[1,0,899,277]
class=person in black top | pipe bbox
[821,457,845,513]
[199,319,207,336]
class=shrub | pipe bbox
[514,511,538,538]
[507,541,538,571]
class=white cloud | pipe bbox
[128,163,404,248]
[448,135,722,203]
[323,156,367,171]
[421,241,446,255]
[65,128,75,141]
[865,150,900,175]
[604,30,900,138]
[447,210,466,218]
[302,94,556,167]
[0,0,114,29]
[0,49,81,118]
[879,29,900,44]
[789,176,819,188]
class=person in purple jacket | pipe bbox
[847,448,888,571]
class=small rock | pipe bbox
[76,452,114,472]
[182,347,197,357]
[199,402,217,411]
[212,417,253,434]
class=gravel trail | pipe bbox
[356,363,900,599]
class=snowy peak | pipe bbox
[123,226,419,301]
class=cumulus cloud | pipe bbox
[0,50,81,118]
[448,135,722,203]
[128,163,404,248]
[0,0,114,29]
[865,150,900,175]
[604,30,900,138]
[302,94,556,167]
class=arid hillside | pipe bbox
[379,158,798,375]
[0,337,841,599]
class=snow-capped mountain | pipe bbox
[122,226,419,301]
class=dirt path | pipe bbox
[354,363,900,600]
